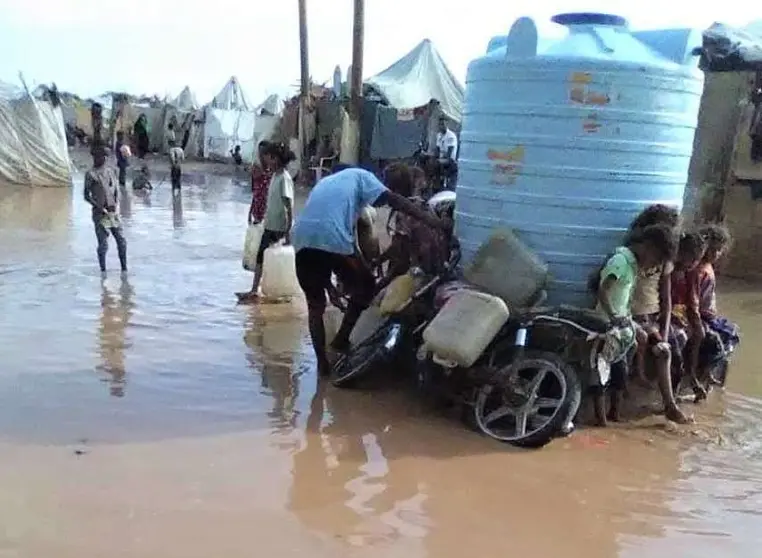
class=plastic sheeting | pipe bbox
[173,86,199,110]
[255,94,284,116]
[211,77,253,111]
[0,81,72,187]
[366,39,465,122]
[203,108,277,163]
[702,22,762,72]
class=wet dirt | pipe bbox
[1,167,761,557]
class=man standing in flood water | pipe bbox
[84,146,128,275]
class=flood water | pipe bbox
[2,172,762,557]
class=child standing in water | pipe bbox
[115,131,129,187]
[236,142,295,302]
[595,224,688,423]
[169,144,185,193]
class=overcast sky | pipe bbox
[0,0,751,104]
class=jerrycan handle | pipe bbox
[504,17,539,59]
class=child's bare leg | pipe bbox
[653,347,691,423]
[634,324,650,384]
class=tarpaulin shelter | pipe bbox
[366,39,464,122]
[173,86,199,111]
[0,81,71,187]
[255,94,284,116]
[204,77,275,163]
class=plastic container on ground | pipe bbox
[242,223,263,271]
[456,13,704,306]
[464,228,548,308]
[379,273,420,315]
[423,290,510,368]
[324,306,344,347]
[260,245,301,298]
[349,305,385,347]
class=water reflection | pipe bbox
[172,190,184,230]
[118,184,132,221]
[244,309,303,432]
[97,277,134,397]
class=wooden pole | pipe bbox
[298,0,310,178]
[350,0,365,118]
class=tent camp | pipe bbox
[0,81,71,187]
[204,77,275,162]
[366,38,464,122]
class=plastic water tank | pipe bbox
[456,13,704,306]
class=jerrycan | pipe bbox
[261,244,301,299]
[324,305,344,347]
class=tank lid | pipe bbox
[551,13,628,28]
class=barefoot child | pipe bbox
[629,205,681,383]
[670,232,708,401]
[595,224,688,423]
[696,224,740,386]
[236,142,295,302]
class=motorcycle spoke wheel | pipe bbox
[474,356,568,443]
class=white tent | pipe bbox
[211,76,253,111]
[172,86,199,110]
[204,78,275,163]
[366,39,465,121]
[255,94,284,116]
[0,81,71,187]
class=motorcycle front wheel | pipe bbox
[331,322,394,388]
[472,350,581,449]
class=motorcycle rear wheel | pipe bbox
[472,350,581,449]
[331,322,393,388]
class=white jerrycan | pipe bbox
[261,244,301,299]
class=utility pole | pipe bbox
[350,0,364,117]
[346,0,364,163]
[298,0,310,178]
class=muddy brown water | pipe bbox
[1,173,762,557]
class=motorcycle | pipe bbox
[331,244,461,388]
[418,298,626,449]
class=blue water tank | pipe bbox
[456,13,704,306]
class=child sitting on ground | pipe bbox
[594,224,688,423]
[628,205,681,384]
[132,164,153,191]
[670,231,708,401]
[696,224,740,386]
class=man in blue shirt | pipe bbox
[292,163,450,377]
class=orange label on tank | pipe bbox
[487,145,525,162]
[570,72,593,84]
[487,145,524,185]
[582,112,601,133]
[569,86,610,106]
